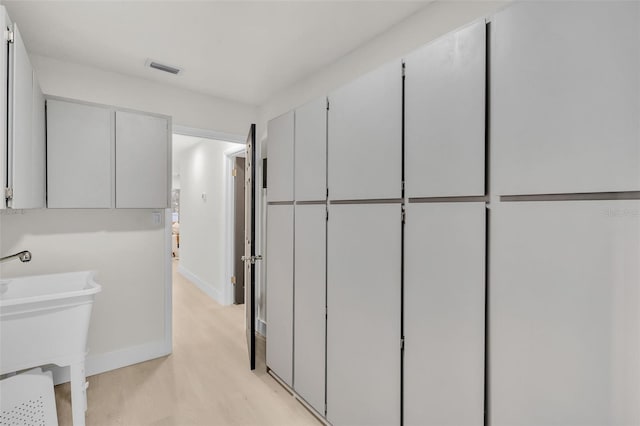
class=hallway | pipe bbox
[53,261,319,425]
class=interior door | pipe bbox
[244,124,257,370]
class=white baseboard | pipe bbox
[49,339,171,385]
[257,319,267,337]
[177,265,227,305]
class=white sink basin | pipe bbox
[0,271,101,426]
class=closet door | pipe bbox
[327,203,401,426]
[405,20,485,198]
[115,110,170,208]
[328,61,402,201]
[47,100,113,208]
[267,111,295,202]
[492,1,640,195]
[295,98,327,202]
[404,202,485,426]
[490,201,640,426]
[266,204,294,385]
[294,204,326,414]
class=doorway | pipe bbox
[233,156,246,304]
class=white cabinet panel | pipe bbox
[295,98,327,202]
[294,204,326,414]
[47,100,113,208]
[8,25,45,209]
[267,111,294,202]
[404,202,485,426]
[266,204,294,386]
[492,2,640,195]
[328,61,402,201]
[490,201,640,426]
[115,111,170,208]
[327,203,401,426]
[0,9,8,209]
[405,21,485,198]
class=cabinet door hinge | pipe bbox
[326,209,329,221]
[326,98,330,111]
[401,206,406,224]
[232,167,237,177]
[6,29,14,44]
[401,337,405,350]
[230,275,236,285]
[5,187,13,200]
[402,61,406,77]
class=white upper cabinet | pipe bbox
[267,111,294,202]
[492,1,640,195]
[328,60,403,201]
[47,100,113,208]
[115,110,170,208]
[0,8,8,210]
[295,98,327,202]
[405,21,486,198]
[8,23,45,209]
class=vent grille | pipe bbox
[147,60,181,75]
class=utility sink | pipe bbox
[0,271,101,426]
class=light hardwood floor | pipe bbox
[54,261,319,426]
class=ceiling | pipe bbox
[4,1,430,106]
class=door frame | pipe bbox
[224,145,248,305]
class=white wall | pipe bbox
[32,55,257,136]
[178,139,239,305]
[258,1,507,131]
[0,208,169,381]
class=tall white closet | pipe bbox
[490,2,640,425]
[293,97,328,415]
[265,3,640,426]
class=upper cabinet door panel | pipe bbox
[115,111,169,208]
[8,24,45,209]
[267,111,294,202]
[0,9,8,209]
[47,100,113,208]
[490,201,640,426]
[405,21,486,198]
[328,60,402,201]
[295,98,327,202]
[492,2,640,195]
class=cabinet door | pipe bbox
[405,21,485,198]
[294,204,326,414]
[0,9,8,209]
[492,2,640,195]
[266,204,294,385]
[47,100,113,208]
[328,61,402,201]
[267,111,294,202]
[490,201,640,426]
[295,98,327,202]
[404,202,485,426]
[327,203,401,426]
[8,24,45,209]
[115,111,170,208]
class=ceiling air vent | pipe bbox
[146,59,182,75]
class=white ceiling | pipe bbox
[4,1,430,106]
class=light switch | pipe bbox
[201,193,207,202]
